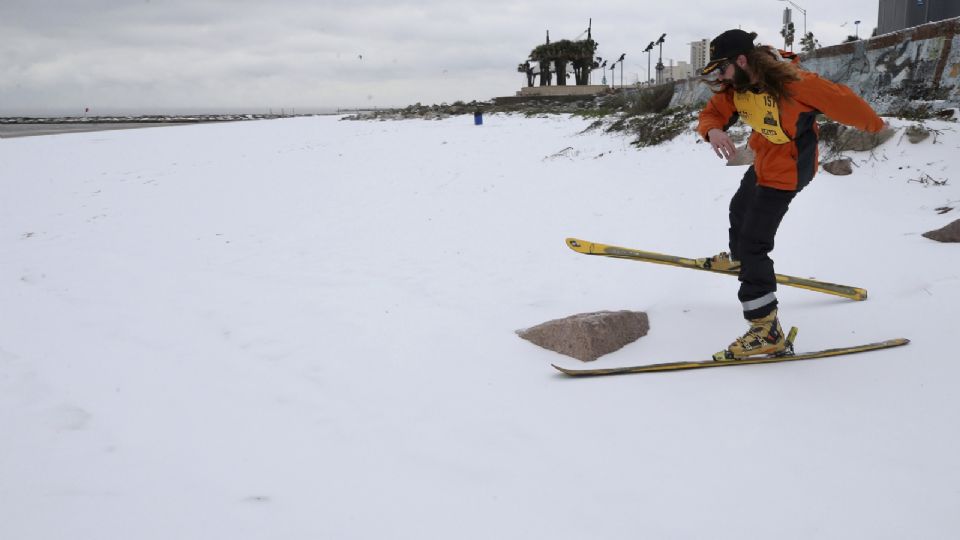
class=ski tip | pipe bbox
[843,287,869,301]
[551,364,576,375]
[565,238,592,254]
[840,286,868,301]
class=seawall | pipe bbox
[670,16,960,114]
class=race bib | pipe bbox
[734,91,791,144]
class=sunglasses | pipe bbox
[711,60,732,75]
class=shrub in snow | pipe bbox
[905,124,931,144]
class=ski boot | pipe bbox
[696,251,741,271]
[713,309,797,361]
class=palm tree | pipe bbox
[781,21,796,51]
[800,32,820,53]
[570,39,599,85]
[530,42,561,85]
[529,38,598,87]
[517,61,536,87]
[551,40,573,86]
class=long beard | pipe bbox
[731,64,754,91]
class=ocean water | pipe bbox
[0,106,371,118]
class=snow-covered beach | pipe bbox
[1,114,959,539]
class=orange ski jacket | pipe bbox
[697,70,884,191]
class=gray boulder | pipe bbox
[922,219,960,243]
[726,144,755,166]
[823,158,854,176]
[517,311,650,362]
[822,123,895,152]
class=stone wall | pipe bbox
[669,16,960,114]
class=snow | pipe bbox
[1,114,959,539]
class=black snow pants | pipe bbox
[728,167,797,320]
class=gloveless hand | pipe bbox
[707,128,736,160]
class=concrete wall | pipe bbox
[517,85,609,97]
[669,16,960,115]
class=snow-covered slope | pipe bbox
[1,114,958,539]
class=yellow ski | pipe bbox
[567,237,868,301]
[552,338,909,377]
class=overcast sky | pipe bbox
[1,0,883,115]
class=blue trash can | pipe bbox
[474,110,483,125]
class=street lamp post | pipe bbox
[655,33,666,85]
[777,0,807,37]
[854,20,861,39]
[616,53,626,88]
[643,41,654,86]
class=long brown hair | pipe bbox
[706,45,801,101]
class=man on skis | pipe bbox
[696,29,885,360]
